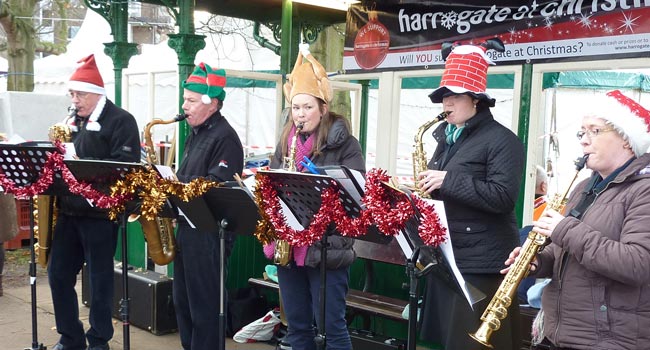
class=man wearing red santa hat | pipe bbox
[48,54,140,350]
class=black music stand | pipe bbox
[395,188,486,350]
[170,182,260,350]
[258,168,392,350]
[0,141,72,350]
[64,159,146,350]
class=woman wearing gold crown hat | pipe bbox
[417,40,525,350]
[263,44,365,350]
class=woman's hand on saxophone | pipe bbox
[532,208,564,238]
[500,246,538,274]
[417,170,447,194]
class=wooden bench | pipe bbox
[247,238,414,327]
[247,276,408,325]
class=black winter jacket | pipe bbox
[428,109,525,273]
[59,99,141,218]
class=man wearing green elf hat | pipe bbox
[173,63,244,350]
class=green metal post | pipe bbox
[168,0,206,160]
[515,63,533,227]
[102,2,137,107]
[280,0,294,75]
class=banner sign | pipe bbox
[343,1,650,72]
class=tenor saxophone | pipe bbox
[469,155,589,348]
[34,109,75,267]
[136,114,187,266]
[412,111,449,198]
[273,122,304,266]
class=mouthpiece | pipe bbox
[297,122,304,131]
[68,105,78,117]
[174,114,188,122]
[575,154,589,171]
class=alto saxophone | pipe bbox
[412,111,449,198]
[135,114,187,266]
[469,155,589,348]
[273,122,304,266]
[34,108,75,267]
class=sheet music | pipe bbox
[177,207,196,229]
[423,199,475,309]
[63,142,77,160]
[321,166,365,205]
[243,173,304,230]
[155,165,177,180]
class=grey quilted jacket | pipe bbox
[428,109,525,273]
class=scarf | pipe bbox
[445,123,465,145]
[287,124,316,172]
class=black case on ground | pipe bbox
[82,263,178,335]
[349,329,404,350]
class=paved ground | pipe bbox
[0,256,276,350]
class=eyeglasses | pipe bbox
[67,91,90,99]
[576,127,615,140]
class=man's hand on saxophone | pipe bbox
[417,169,447,194]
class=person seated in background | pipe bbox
[517,165,548,306]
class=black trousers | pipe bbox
[48,215,118,350]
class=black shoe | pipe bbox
[52,343,88,350]
[88,344,109,350]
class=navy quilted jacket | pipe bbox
[428,109,525,273]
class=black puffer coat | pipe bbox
[428,109,525,273]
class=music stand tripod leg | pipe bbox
[118,212,131,350]
[218,219,228,350]
[27,198,46,350]
[314,234,328,350]
[406,248,421,350]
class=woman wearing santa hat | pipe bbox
[505,90,650,350]
[417,39,525,350]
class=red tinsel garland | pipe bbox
[255,168,447,247]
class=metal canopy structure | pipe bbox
[193,0,347,24]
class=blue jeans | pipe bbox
[48,215,118,350]
[278,265,351,350]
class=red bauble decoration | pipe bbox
[353,10,390,70]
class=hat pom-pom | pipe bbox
[201,94,211,105]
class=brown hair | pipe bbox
[277,98,350,157]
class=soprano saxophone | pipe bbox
[469,155,589,348]
[134,114,187,265]
[273,122,304,266]
[412,111,449,198]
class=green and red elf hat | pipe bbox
[183,63,227,104]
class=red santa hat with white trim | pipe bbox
[68,54,106,95]
[589,90,650,157]
[429,38,505,107]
